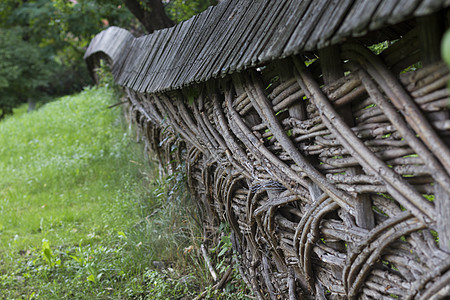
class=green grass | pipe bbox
[0,86,161,298]
[0,86,142,251]
[0,85,250,299]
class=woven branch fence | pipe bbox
[85,1,450,298]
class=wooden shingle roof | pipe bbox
[85,0,450,94]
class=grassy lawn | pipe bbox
[0,87,143,251]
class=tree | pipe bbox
[123,0,174,33]
[165,0,217,23]
[123,0,217,33]
[0,0,137,118]
[0,27,49,119]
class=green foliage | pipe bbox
[206,223,252,300]
[144,269,198,299]
[368,40,390,55]
[441,29,450,66]
[0,0,137,117]
[165,0,217,23]
[0,27,49,118]
[41,240,58,268]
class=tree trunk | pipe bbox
[123,0,174,33]
[27,98,36,113]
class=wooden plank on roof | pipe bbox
[308,0,354,50]
[140,31,168,92]
[116,38,141,86]
[175,2,233,88]
[133,34,161,92]
[190,0,244,83]
[258,0,312,62]
[385,0,422,27]
[369,1,398,30]
[144,27,177,92]
[160,14,201,91]
[124,37,150,88]
[178,0,239,87]
[331,0,382,44]
[165,7,215,91]
[250,0,293,66]
[122,37,150,87]
[140,32,169,91]
[130,35,160,91]
[234,0,288,71]
[284,0,330,56]
[225,0,271,74]
[112,36,137,84]
[415,0,447,15]
[141,24,183,92]
[201,0,255,81]
[173,1,233,88]
[155,18,195,91]
[227,0,274,72]
[111,44,132,81]
[208,0,261,78]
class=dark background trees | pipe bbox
[0,0,216,119]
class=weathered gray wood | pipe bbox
[165,8,213,91]
[307,0,354,50]
[417,13,444,66]
[137,33,164,92]
[183,0,239,86]
[228,1,272,72]
[162,13,204,91]
[284,0,330,56]
[416,0,450,15]
[86,0,450,94]
[130,35,160,91]
[171,3,226,88]
[143,28,177,92]
[211,0,264,77]
[175,2,234,87]
[369,0,421,30]
[258,0,312,62]
[332,0,382,42]
[153,18,193,91]
[249,0,297,64]
[236,1,289,70]
[198,0,253,82]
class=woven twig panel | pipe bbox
[84,1,450,297]
[121,33,450,298]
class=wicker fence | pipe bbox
[85,1,450,298]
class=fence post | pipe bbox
[418,13,449,251]
[319,45,375,230]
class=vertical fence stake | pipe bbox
[319,45,375,230]
[418,13,449,251]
